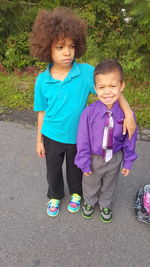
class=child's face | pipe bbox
[51,37,75,69]
[95,71,125,109]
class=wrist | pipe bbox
[124,110,133,117]
[37,136,43,144]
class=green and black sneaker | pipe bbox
[81,203,94,219]
[100,207,112,223]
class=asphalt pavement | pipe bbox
[0,121,150,267]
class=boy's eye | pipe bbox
[71,44,75,49]
[112,85,116,87]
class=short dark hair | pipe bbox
[29,7,87,62]
[94,59,124,83]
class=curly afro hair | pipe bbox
[29,7,87,62]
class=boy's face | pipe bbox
[95,71,125,109]
[51,37,75,70]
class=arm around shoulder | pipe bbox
[118,94,136,139]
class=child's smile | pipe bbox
[95,71,125,109]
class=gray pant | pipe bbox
[82,151,123,208]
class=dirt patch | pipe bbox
[0,107,37,126]
[0,107,150,141]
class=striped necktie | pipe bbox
[102,111,114,162]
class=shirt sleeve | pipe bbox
[88,65,96,95]
[74,109,92,173]
[122,126,138,169]
[33,75,48,111]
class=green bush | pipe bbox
[3,32,35,71]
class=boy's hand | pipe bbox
[36,142,45,158]
[122,168,130,177]
[84,171,92,176]
[123,114,136,139]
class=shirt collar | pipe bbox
[44,60,80,83]
[97,100,120,119]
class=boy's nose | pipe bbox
[104,87,111,93]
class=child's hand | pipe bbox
[123,115,136,139]
[36,142,45,158]
[84,171,92,176]
[121,168,130,177]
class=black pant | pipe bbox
[43,135,82,200]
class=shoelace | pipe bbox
[86,204,92,211]
[71,194,81,203]
[47,199,60,208]
[103,208,110,214]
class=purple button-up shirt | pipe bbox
[75,100,137,173]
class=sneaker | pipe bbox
[100,207,112,223]
[81,203,94,219]
[68,193,81,213]
[47,199,60,217]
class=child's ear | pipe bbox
[120,81,125,92]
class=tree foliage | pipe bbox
[0,0,149,80]
[125,0,150,78]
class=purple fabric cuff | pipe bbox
[82,166,92,173]
[123,160,133,170]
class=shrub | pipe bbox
[3,32,35,71]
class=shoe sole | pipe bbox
[68,207,80,213]
[81,212,93,219]
[99,214,112,223]
[47,212,59,217]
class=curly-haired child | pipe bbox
[29,7,136,217]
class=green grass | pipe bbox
[0,73,34,110]
[0,73,150,128]
[123,79,150,128]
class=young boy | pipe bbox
[75,59,137,222]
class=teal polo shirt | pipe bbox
[34,61,95,144]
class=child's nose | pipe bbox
[104,87,111,93]
[64,47,71,55]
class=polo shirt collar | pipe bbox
[44,60,80,83]
[97,100,120,119]
[68,60,80,78]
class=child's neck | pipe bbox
[50,63,72,81]
[106,104,113,110]
[100,100,119,110]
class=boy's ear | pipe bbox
[120,81,125,92]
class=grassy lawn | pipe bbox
[0,72,150,128]
[0,73,34,110]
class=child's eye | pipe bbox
[56,46,63,50]
[71,44,75,49]
[112,85,116,87]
